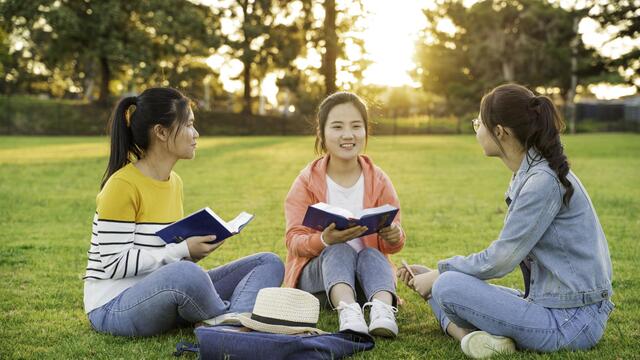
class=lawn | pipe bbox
[0,134,638,359]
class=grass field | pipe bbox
[1,134,638,359]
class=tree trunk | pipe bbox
[502,61,514,82]
[242,58,252,114]
[98,56,110,104]
[567,16,580,134]
[241,0,252,114]
[323,0,337,96]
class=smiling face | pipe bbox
[322,102,367,161]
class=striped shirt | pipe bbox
[83,163,190,313]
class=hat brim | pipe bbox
[237,315,328,335]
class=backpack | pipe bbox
[174,326,375,360]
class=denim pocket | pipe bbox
[554,303,605,351]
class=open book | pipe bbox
[302,202,398,237]
[156,207,254,244]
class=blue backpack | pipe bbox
[174,326,375,360]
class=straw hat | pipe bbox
[237,287,327,335]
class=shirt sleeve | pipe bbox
[376,171,406,254]
[94,178,190,280]
[284,175,326,258]
[438,172,562,279]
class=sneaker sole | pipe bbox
[462,331,516,359]
[369,326,397,338]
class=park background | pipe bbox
[1,0,639,359]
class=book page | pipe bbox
[312,202,355,219]
[356,204,397,218]
[227,212,254,233]
[204,207,228,227]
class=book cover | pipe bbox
[156,207,254,244]
[302,203,398,237]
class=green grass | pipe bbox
[1,134,638,359]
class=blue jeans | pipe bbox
[297,243,397,308]
[88,252,284,336]
[429,271,614,352]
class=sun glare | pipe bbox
[360,1,426,87]
[203,0,638,104]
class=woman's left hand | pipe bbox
[378,223,401,244]
[409,270,439,300]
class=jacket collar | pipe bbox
[506,147,546,203]
[304,154,377,207]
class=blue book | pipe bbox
[302,202,399,236]
[156,207,254,244]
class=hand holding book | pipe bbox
[186,235,224,262]
[321,223,368,245]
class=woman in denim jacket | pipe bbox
[399,83,613,358]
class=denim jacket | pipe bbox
[438,148,613,308]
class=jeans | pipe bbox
[297,243,396,308]
[429,271,614,352]
[88,252,284,337]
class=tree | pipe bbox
[220,0,306,114]
[0,0,221,103]
[592,0,640,88]
[414,0,607,121]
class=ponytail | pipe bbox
[480,84,574,206]
[527,96,574,206]
[100,96,140,189]
[99,88,192,189]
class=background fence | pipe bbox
[1,95,638,136]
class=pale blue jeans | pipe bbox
[429,271,614,352]
[88,252,284,337]
[297,243,397,308]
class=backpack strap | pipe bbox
[173,341,199,357]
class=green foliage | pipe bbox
[592,0,640,88]
[414,0,609,116]
[0,0,222,102]
[221,0,307,114]
[0,134,639,359]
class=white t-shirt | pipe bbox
[326,174,365,252]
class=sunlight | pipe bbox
[202,0,638,102]
[360,0,426,87]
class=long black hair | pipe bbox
[101,87,191,189]
[480,83,574,206]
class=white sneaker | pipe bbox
[364,299,398,338]
[202,312,250,326]
[460,331,516,358]
[336,301,368,334]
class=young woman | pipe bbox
[399,84,614,358]
[284,92,405,338]
[84,87,284,336]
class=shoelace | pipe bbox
[336,302,364,322]
[363,300,398,321]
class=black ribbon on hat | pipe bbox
[250,313,317,328]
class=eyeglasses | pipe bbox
[471,118,481,133]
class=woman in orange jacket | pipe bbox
[283,92,405,338]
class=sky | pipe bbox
[205,0,638,103]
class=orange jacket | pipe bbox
[283,154,405,288]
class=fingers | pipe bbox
[209,239,225,251]
[331,225,367,242]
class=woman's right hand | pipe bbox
[321,223,368,245]
[185,235,223,262]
